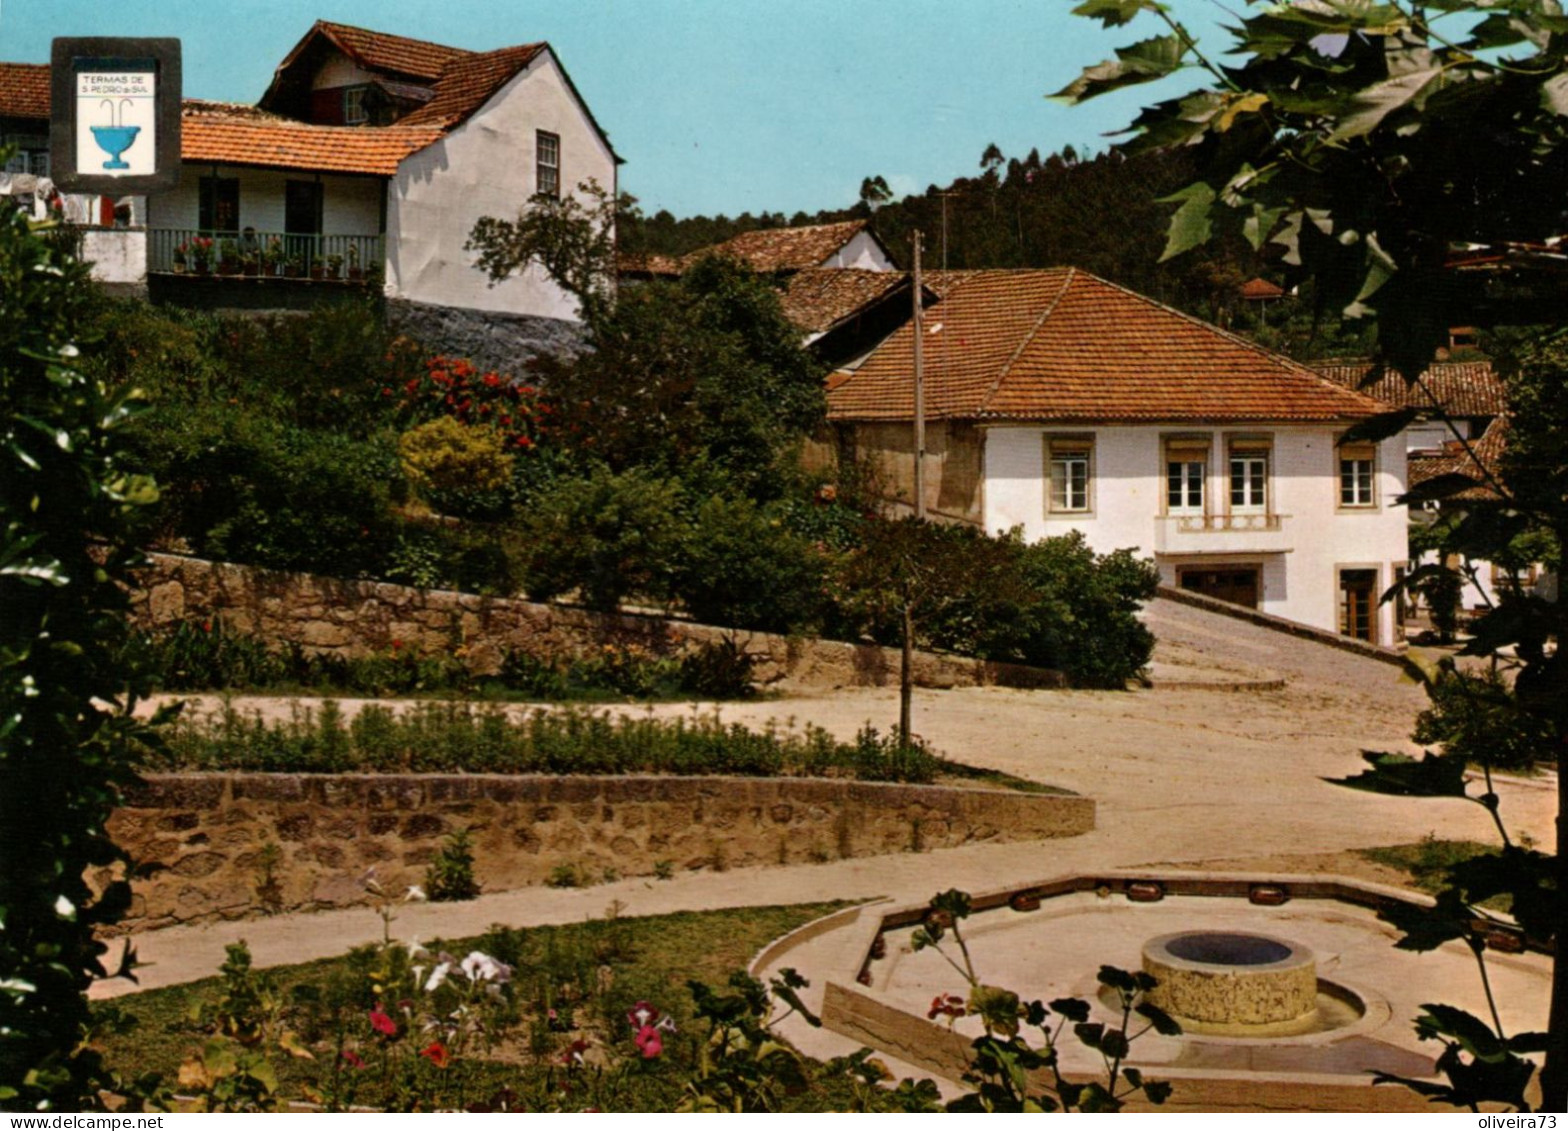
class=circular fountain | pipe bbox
[1142,930,1321,1036]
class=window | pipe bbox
[1047,437,1092,513]
[1229,439,1270,513]
[536,130,561,198]
[1165,437,1208,514]
[343,86,369,125]
[4,135,49,176]
[198,176,240,234]
[1339,441,1376,507]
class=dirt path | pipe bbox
[101,598,1556,996]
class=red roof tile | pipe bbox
[1240,276,1285,300]
[400,43,546,128]
[1310,359,1506,418]
[181,107,443,175]
[312,21,472,81]
[0,62,50,120]
[1407,417,1508,500]
[780,268,911,334]
[687,220,873,273]
[617,251,684,277]
[828,269,1391,423]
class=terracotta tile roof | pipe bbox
[399,43,546,128]
[1407,417,1508,500]
[183,99,282,120]
[828,268,1392,423]
[313,21,473,81]
[181,107,443,175]
[1240,276,1285,300]
[687,220,872,273]
[780,268,910,334]
[1310,359,1506,418]
[617,252,684,277]
[0,62,50,121]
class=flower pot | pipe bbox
[311,267,328,281]
[217,262,240,276]
[348,268,365,281]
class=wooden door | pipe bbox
[1340,569,1377,642]
[1179,567,1260,609]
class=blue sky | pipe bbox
[1,0,1225,218]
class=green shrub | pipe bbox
[674,494,827,633]
[516,466,685,611]
[1413,667,1555,770]
[399,417,515,496]
[152,701,951,784]
[425,828,480,902]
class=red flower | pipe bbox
[369,1004,397,1036]
[634,1025,663,1059]
[927,994,966,1021]
[201,620,212,633]
[381,386,392,397]
[391,639,403,652]
[341,1049,366,1069]
[561,1038,589,1067]
[482,373,501,388]
[420,1041,451,1068]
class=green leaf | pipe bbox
[1338,407,1420,446]
[1052,36,1188,103]
[1157,181,1216,261]
[1070,0,1156,28]
[1328,67,1444,141]
[1135,1000,1183,1036]
[1049,996,1091,1023]
[1143,1080,1174,1104]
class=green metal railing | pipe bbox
[148,229,383,281]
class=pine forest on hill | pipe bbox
[620,144,1376,360]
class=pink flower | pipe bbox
[369,1004,397,1036]
[341,1049,366,1069]
[561,1038,589,1067]
[634,1025,663,1059]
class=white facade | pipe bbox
[146,167,383,240]
[386,49,616,319]
[819,228,894,271]
[982,423,1409,643]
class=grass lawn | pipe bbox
[1356,837,1511,910]
[93,901,880,1112]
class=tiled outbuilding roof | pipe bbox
[780,268,911,334]
[828,268,1391,423]
[400,43,546,127]
[1310,359,1506,418]
[0,62,50,120]
[299,21,473,81]
[687,220,873,273]
[617,252,684,277]
[182,107,443,175]
[1407,417,1508,500]
[1240,276,1285,300]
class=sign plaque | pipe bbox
[50,38,181,194]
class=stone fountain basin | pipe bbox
[1142,930,1320,1035]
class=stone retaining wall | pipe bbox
[104,774,1094,932]
[130,552,1066,692]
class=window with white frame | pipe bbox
[536,130,561,198]
[1229,440,1270,513]
[343,86,369,125]
[1165,438,1208,514]
[4,135,49,176]
[1047,437,1093,513]
[1339,441,1376,507]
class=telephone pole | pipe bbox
[911,230,926,521]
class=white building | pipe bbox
[827,268,1410,644]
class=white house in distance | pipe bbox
[826,268,1409,644]
[6,20,620,364]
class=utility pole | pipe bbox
[911,230,926,521]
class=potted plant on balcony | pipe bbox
[346,243,363,281]
[262,237,283,278]
[188,236,214,275]
[283,251,304,278]
[325,253,344,281]
[310,254,327,281]
[172,242,188,274]
[217,238,241,275]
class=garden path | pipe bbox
[96,597,1557,999]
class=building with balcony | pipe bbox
[825,268,1409,644]
[4,20,620,365]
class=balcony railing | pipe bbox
[148,228,383,282]
[1173,512,1283,533]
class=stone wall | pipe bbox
[105,774,1094,931]
[386,298,586,373]
[131,552,1066,692]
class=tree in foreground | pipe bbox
[0,201,168,1107]
[1060,0,1566,1109]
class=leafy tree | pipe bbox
[0,198,169,1107]
[1060,0,1568,1108]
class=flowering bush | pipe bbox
[394,356,552,452]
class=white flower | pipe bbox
[404,885,428,903]
[404,938,429,959]
[425,962,452,992]
[460,951,512,984]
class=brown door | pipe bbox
[1179,567,1260,609]
[1341,569,1377,642]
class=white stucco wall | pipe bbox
[313,56,378,90]
[819,229,894,271]
[982,424,1409,642]
[146,166,383,237]
[385,49,616,320]
[81,228,146,284]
